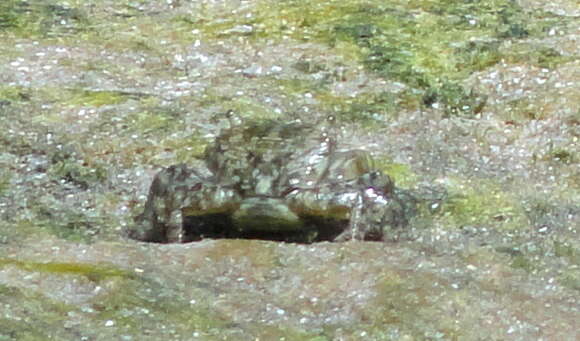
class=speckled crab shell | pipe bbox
[130,113,412,243]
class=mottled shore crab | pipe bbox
[128,112,417,243]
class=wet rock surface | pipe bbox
[2,236,579,340]
[0,0,578,339]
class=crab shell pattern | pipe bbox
[129,114,414,243]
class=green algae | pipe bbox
[0,0,576,338]
[499,237,579,274]
[0,171,10,196]
[318,91,402,124]
[0,0,88,38]
[375,158,418,188]
[33,210,103,243]
[65,89,130,107]
[191,0,564,116]
[276,77,327,97]
[440,179,527,230]
[505,45,575,69]
[47,144,108,189]
[164,135,207,164]
[0,258,133,282]
[504,98,546,121]
[129,110,174,135]
[122,104,210,164]
[547,148,577,165]
[0,284,74,340]
[360,270,464,340]
[0,263,232,339]
[324,0,514,115]
[244,325,330,341]
[509,253,536,272]
[92,277,232,338]
[0,86,31,103]
[560,269,580,292]
[48,158,107,189]
[221,97,279,120]
[554,240,580,265]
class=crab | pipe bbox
[128,112,416,243]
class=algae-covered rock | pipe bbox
[1,237,578,340]
[0,0,578,339]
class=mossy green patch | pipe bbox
[559,269,580,292]
[191,0,559,116]
[374,158,418,188]
[504,45,575,70]
[362,270,463,339]
[440,178,527,230]
[547,148,577,165]
[65,89,130,107]
[92,277,231,338]
[0,258,133,282]
[0,318,49,340]
[0,220,44,244]
[274,78,402,124]
[0,85,32,103]
[230,98,278,119]
[370,272,418,325]
[325,0,511,115]
[120,107,204,165]
[48,158,108,188]
[199,90,297,122]
[0,0,89,38]
[245,325,330,340]
[554,240,580,266]
[130,110,174,134]
[292,60,328,74]
[503,98,546,122]
[163,135,207,164]
[79,9,197,55]
[32,209,104,243]
[47,144,108,189]
[509,253,536,272]
[124,98,187,136]
[0,264,228,338]
[0,284,75,340]
[276,77,327,96]
[0,170,11,195]
[317,91,403,124]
